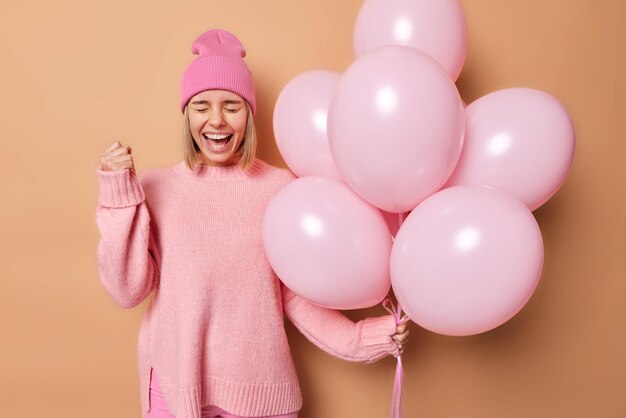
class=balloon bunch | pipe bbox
[263,0,575,416]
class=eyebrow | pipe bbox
[190,100,243,105]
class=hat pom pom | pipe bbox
[191,29,246,58]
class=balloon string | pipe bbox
[383,296,409,418]
[383,297,410,326]
[384,211,408,418]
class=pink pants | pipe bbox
[144,368,299,418]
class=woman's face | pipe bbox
[188,89,248,166]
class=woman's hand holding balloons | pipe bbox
[392,323,409,355]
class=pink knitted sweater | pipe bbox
[95,157,400,418]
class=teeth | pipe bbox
[203,133,231,140]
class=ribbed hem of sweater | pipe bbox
[172,158,267,180]
[155,374,302,418]
[96,168,145,207]
[360,315,401,362]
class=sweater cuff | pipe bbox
[360,315,400,363]
[96,168,145,208]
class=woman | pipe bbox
[96,29,408,418]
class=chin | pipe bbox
[198,148,238,165]
[203,154,230,164]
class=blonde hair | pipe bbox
[182,100,257,172]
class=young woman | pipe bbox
[96,29,408,418]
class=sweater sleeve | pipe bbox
[95,167,159,309]
[281,282,400,364]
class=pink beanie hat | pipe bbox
[180,29,256,115]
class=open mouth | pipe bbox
[202,133,233,152]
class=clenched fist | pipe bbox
[99,141,135,173]
[393,322,409,355]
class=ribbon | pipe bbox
[382,295,410,418]
[382,211,410,418]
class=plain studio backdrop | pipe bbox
[1,0,624,417]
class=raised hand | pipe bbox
[99,140,135,173]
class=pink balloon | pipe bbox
[273,71,343,180]
[445,88,576,211]
[263,176,392,309]
[354,0,468,81]
[328,46,465,213]
[390,185,544,336]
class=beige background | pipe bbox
[1,0,624,417]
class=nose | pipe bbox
[208,109,226,127]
